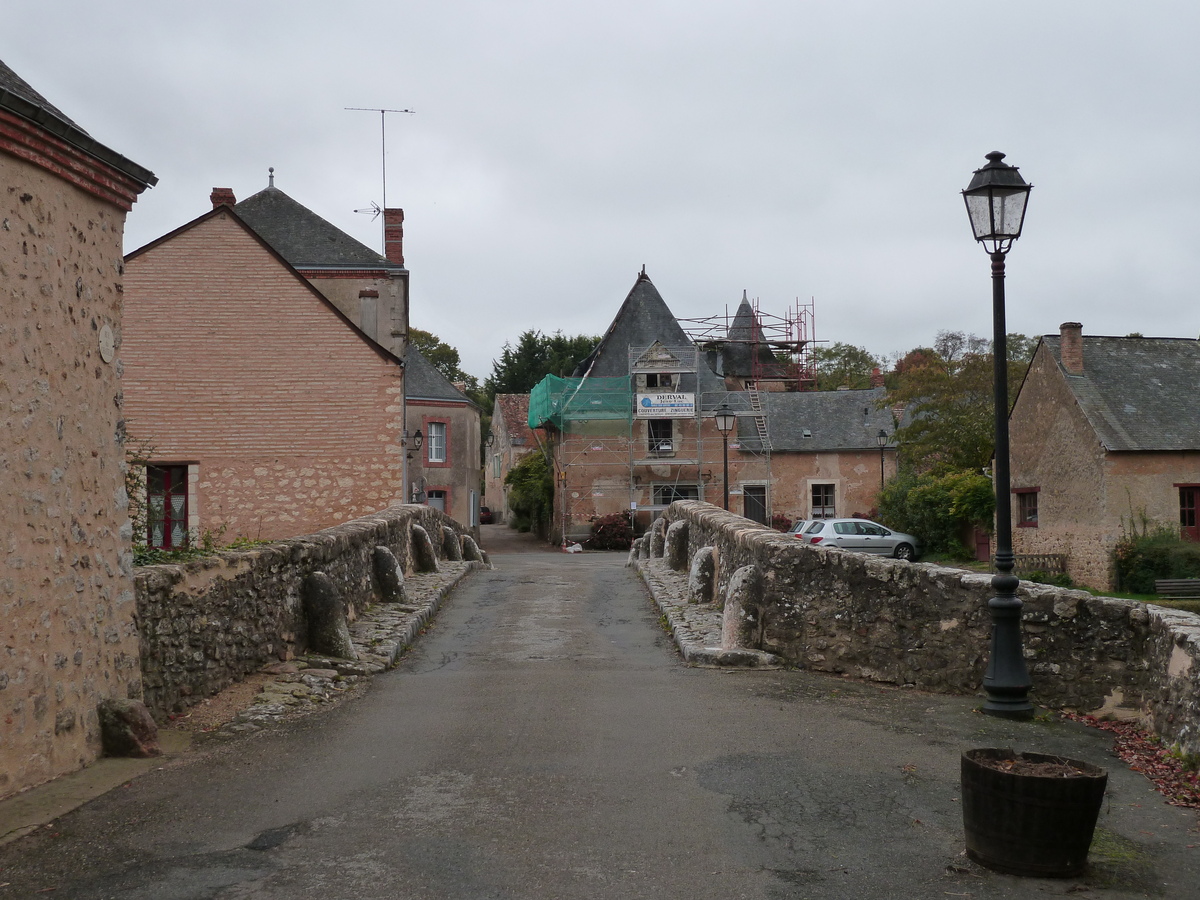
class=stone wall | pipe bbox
[658,500,1200,758]
[0,154,145,801]
[135,504,473,721]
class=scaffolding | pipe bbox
[529,343,775,541]
[679,295,818,391]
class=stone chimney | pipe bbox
[1060,322,1084,374]
[210,187,236,208]
[384,208,405,266]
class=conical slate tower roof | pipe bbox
[573,270,722,391]
[235,184,405,271]
[721,293,782,378]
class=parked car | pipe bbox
[801,518,921,561]
[479,506,494,525]
[788,519,808,539]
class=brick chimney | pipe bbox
[210,187,236,208]
[870,367,885,388]
[1059,322,1084,374]
[384,208,404,266]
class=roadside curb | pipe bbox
[634,558,782,668]
[0,560,486,845]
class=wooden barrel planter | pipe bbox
[961,748,1108,877]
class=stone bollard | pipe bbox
[461,534,483,562]
[665,520,689,571]
[688,546,715,603]
[637,534,650,559]
[721,564,763,650]
[625,537,640,568]
[303,571,358,659]
[649,517,667,557]
[373,545,407,603]
[442,525,463,561]
[410,524,440,573]
[98,698,161,758]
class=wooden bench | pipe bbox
[1155,579,1200,600]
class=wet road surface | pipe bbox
[1,525,1197,898]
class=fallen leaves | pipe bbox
[1064,712,1200,809]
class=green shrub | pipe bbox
[589,512,633,550]
[504,452,555,537]
[877,469,994,557]
[1115,524,1200,593]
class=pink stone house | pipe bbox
[1,59,156,798]
[1009,322,1200,589]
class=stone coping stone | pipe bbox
[635,558,782,669]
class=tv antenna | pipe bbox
[346,106,415,240]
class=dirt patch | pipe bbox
[159,674,272,735]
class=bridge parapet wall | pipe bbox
[135,505,474,722]
[665,500,1200,758]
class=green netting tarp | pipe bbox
[529,375,632,433]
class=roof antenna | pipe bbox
[346,106,415,250]
[268,166,275,188]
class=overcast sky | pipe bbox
[7,2,1198,378]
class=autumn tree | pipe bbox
[885,330,1036,474]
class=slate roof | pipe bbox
[406,345,473,405]
[1041,334,1200,452]
[234,185,405,271]
[495,393,537,446]
[721,296,783,378]
[0,58,156,188]
[736,387,897,453]
[573,270,723,393]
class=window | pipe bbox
[1180,485,1200,541]
[648,419,673,456]
[427,422,447,463]
[811,483,835,519]
[1015,488,1039,527]
[492,453,502,479]
[646,372,674,389]
[653,483,699,505]
[426,489,446,512]
[147,464,188,548]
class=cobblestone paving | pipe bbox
[204,561,483,738]
[633,557,782,668]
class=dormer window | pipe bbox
[645,372,674,390]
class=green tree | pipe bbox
[877,469,995,558]
[409,328,482,399]
[504,451,555,535]
[485,330,600,403]
[811,342,883,391]
[885,330,1035,474]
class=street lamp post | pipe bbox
[963,151,1034,720]
[713,404,737,511]
[876,429,888,490]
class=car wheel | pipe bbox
[893,543,915,561]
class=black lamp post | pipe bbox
[713,403,737,511]
[963,150,1034,720]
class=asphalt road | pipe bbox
[1,526,1198,899]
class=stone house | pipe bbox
[1,59,156,799]
[1009,322,1200,589]
[405,345,483,527]
[484,393,544,524]
[532,271,897,541]
[121,193,408,544]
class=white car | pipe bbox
[788,519,809,539]
[801,518,921,560]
